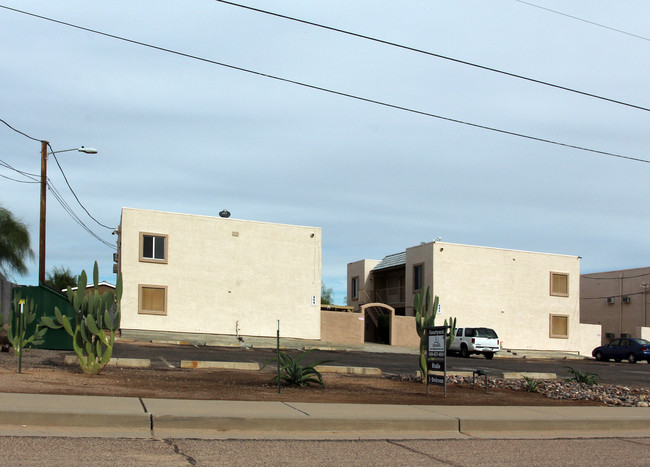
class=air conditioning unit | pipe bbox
[623,296,631,303]
[606,297,615,304]
[621,333,631,338]
[605,333,615,339]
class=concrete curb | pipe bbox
[1,393,650,439]
[180,361,260,370]
[63,356,151,368]
[315,365,382,376]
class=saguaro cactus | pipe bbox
[41,262,122,375]
[414,287,458,380]
[414,286,439,379]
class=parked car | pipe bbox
[449,327,500,359]
[592,338,650,364]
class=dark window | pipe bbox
[413,264,423,291]
[141,233,167,262]
[351,277,359,300]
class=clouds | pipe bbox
[1,1,649,303]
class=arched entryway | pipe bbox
[360,302,395,345]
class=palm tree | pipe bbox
[0,207,34,278]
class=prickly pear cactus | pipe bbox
[41,262,122,375]
[7,295,47,358]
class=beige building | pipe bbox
[117,208,322,340]
[348,241,601,355]
[580,267,650,345]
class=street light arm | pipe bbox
[48,146,98,155]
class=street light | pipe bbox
[39,141,98,285]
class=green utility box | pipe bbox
[12,285,75,351]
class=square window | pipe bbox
[550,272,569,297]
[549,314,568,338]
[140,233,168,263]
[413,264,423,292]
[351,276,359,300]
[139,285,167,315]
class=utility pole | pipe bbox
[39,140,48,285]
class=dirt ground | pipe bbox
[0,348,600,406]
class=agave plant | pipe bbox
[264,349,333,387]
[522,375,540,392]
[565,366,599,386]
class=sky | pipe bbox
[1,1,649,305]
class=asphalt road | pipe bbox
[2,436,649,466]
[112,342,650,388]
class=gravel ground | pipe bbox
[448,375,650,407]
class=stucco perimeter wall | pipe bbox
[391,315,419,347]
[430,242,601,356]
[119,208,322,340]
[320,311,364,345]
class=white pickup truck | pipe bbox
[449,327,500,359]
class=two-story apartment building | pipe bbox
[348,241,601,355]
[117,208,322,340]
[581,266,650,345]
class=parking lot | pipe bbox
[112,341,650,387]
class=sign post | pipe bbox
[426,326,448,397]
[18,299,25,374]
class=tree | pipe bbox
[321,283,334,305]
[45,266,78,292]
[0,207,34,278]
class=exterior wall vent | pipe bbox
[605,332,615,339]
[622,296,631,303]
[606,297,615,304]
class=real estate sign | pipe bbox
[426,326,447,396]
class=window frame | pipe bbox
[550,271,569,297]
[138,284,168,315]
[413,263,424,292]
[549,314,569,339]
[139,232,168,264]
[351,276,359,301]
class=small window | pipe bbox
[549,314,568,338]
[351,276,359,300]
[456,329,463,337]
[550,272,569,297]
[413,264,423,291]
[140,233,168,263]
[139,285,167,315]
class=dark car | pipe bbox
[592,338,650,364]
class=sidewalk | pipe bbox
[1,392,649,440]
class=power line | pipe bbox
[214,0,650,113]
[47,143,115,230]
[0,117,42,142]
[1,5,648,165]
[0,172,39,183]
[514,0,650,42]
[0,158,40,181]
[47,178,116,249]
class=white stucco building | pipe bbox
[348,241,601,355]
[117,208,322,340]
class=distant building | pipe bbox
[580,266,650,345]
[348,241,601,355]
[117,208,322,340]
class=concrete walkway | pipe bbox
[1,392,649,440]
